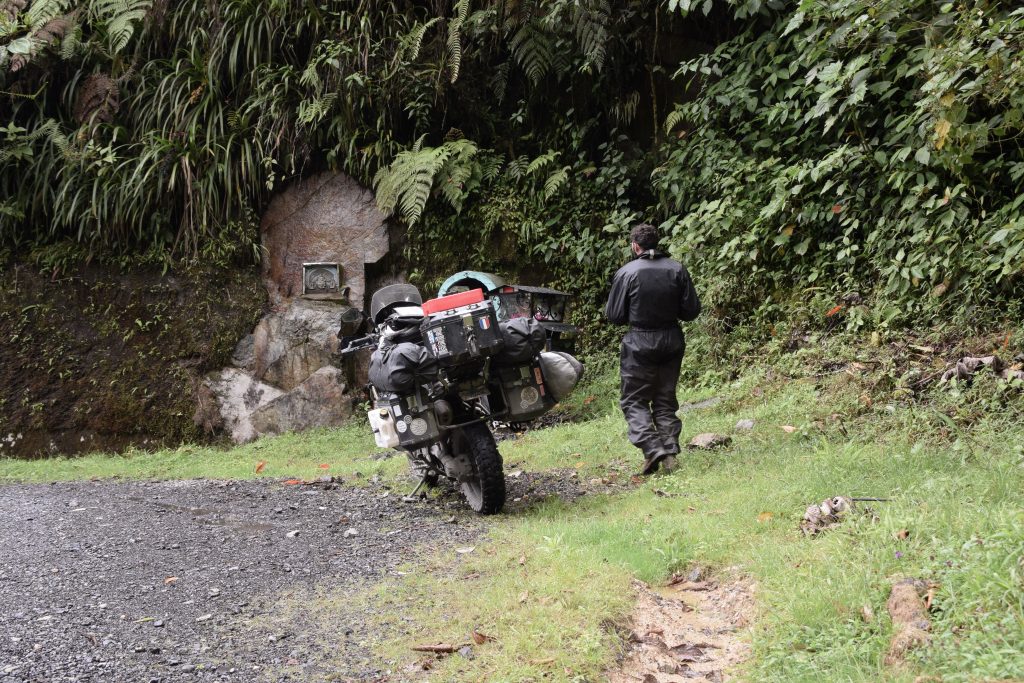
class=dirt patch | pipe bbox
[607,572,755,683]
[884,578,932,667]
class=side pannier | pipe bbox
[368,341,438,394]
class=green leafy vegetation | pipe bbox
[4,0,1021,326]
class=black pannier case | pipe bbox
[494,361,555,422]
[421,302,504,367]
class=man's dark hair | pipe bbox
[630,223,659,250]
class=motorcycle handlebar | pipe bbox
[339,334,377,357]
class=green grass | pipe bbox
[0,422,405,484]
[1,357,1021,682]
[365,371,1024,682]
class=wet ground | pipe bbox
[0,472,589,683]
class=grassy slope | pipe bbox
[364,370,1023,682]
[1,348,1021,682]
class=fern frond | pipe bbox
[571,0,609,74]
[509,19,552,84]
[92,0,152,53]
[506,155,529,180]
[543,165,569,200]
[24,0,67,27]
[297,92,336,126]
[526,149,558,176]
[447,0,469,83]
[400,16,440,62]
[665,107,688,135]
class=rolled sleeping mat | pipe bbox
[538,351,584,401]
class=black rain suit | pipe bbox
[605,250,701,459]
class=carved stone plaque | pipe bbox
[302,263,342,297]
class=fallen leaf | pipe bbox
[832,203,843,214]
[583,395,596,405]
[163,576,178,585]
[254,461,266,474]
[455,546,475,554]
[925,586,937,610]
[894,528,910,541]
[470,629,494,645]
[318,463,330,469]
[530,657,555,666]
[283,479,302,485]
[518,591,529,604]
[518,555,526,566]
[826,303,844,317]
[757,511,774,523]
[781,425,797,433]
[575,461,586,468]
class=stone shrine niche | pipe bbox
[260,172,389,309]
[197,172,392,444]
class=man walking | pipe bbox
[605,223,701,474]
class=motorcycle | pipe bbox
[339,284,581,514]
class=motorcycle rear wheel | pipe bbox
[452,422,506,514]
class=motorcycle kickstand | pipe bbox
[402,476,429,503]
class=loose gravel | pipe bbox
[0,471,588,683]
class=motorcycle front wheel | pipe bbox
[450,422,506,514]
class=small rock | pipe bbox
[734,419,755,431]
[687,433,732,449]
[286,530,300,538]
[273,507,283,514]
[195,614,212,623]
[343,528,358,538]
[153,620,164,628]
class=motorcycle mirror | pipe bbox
[337,307,368,338]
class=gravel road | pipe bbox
[0,472,585,683]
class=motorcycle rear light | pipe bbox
[422,288,485,315]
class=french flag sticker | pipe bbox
[478,317,491,330]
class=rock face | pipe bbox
[197,369,285,443]
[250,367,351,436]
[198,172,389,443]
[251,298,347,379]
[261,172,389,308]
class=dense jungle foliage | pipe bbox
[2,0,1022,333]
